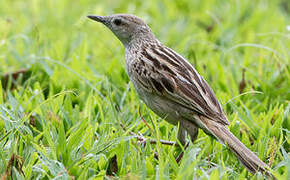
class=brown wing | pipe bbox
[130,43,229,125]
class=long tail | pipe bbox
[199,116,274,178]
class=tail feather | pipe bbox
[199,116,274,178]
[214,125,268,173]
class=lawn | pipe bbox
[0,0,289,179]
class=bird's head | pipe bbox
[88,14,154,46]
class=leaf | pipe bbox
[0,81,3,104]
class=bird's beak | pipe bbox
[87,15,106,23]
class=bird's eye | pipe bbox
[113,19,122,26]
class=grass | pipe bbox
[0,0,289,179]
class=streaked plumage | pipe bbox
[88,14,273,177]
[129,43,228,125]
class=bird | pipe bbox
[87,14,273,177]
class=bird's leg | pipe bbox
[188,125,199,143]
[175,121,199,163]
[153,126,188,161]
[181,119,199,143]
[177,126,187,145]
[175,142,189,163]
